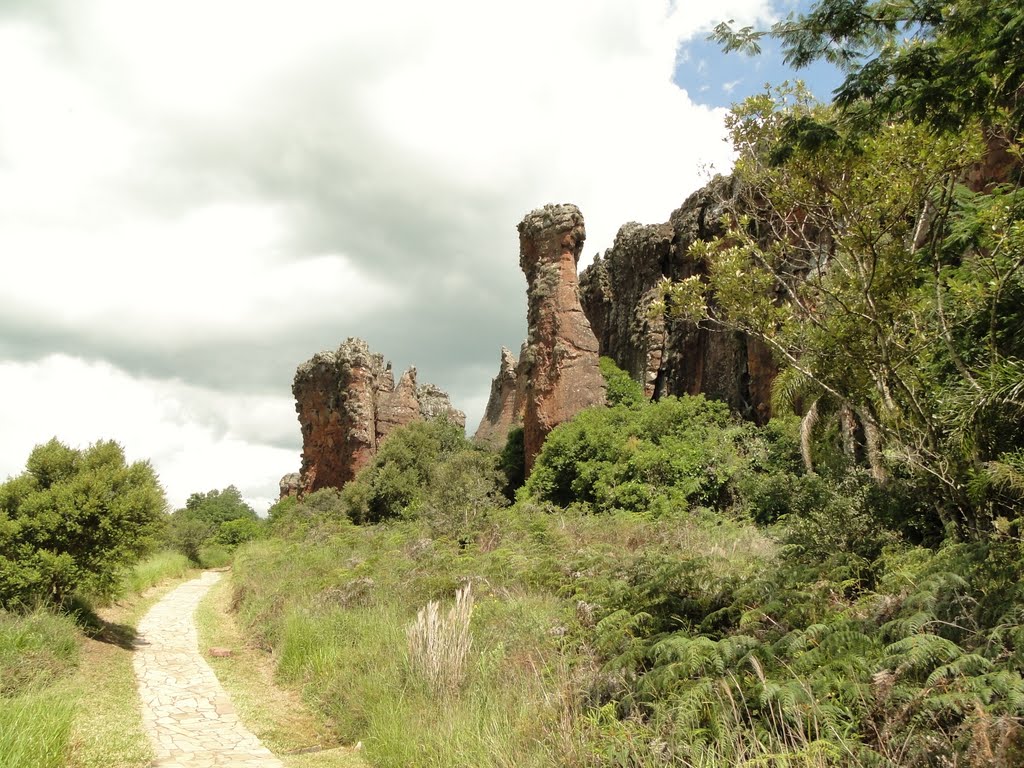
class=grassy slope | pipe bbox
[229,508,776,767]
[195,573,366,768]
[0,551,195,768]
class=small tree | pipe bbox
[168,485,259,562]
[0,438,166,607]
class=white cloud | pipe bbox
[0,355,297,512]
[0,0,780,508]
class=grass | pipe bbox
[229,506,780,767]
[118,549,192,596]
[0,551,198,768]
[0,691,75,768]
[195,572,366,768]
[0,609,80,768]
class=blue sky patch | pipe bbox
[674,8,845,109]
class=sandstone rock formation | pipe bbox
[278,472,301,500]
[293,338,465,495]
[473,346,527,451]
[579,176,777,424]
[518,204,606,473]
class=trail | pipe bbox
[133,571,284,768]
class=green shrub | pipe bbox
[0,438,166,607]
[166,485,258,563]
[524,395,750,514]
[599,356,645,408]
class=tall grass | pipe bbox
[0,692,75,768]
[0,609,80,767]
[119,549,192,595]
[407,584,473,695]
[0,608,79,695]
[229,506,781,767]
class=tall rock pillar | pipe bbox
[519,204,606,474]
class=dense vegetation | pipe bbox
[167,485,264,567]
[0,1,1019,765]
[229,3,1023,765]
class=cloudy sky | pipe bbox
[0,0,836,513]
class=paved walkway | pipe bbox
[133,571,284,768]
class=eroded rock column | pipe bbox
[519,204,605,474]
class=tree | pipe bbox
[712,0,1024,133]
[168,485,258,562]
[0,438,166,606]
[658,85,1023,528]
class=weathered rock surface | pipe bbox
[473,346,527,450]
[518,204,606,474]
[293,338,465,495]
[579,175,777,423]
[278,472,301,500]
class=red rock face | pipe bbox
[473,346,526,450]
[518,204,606,474]
[293,338,465,495]
[579,176,778,423]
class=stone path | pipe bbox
[133,571,284,768]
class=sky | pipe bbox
[0,0,840,513]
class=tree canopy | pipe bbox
[0,438,166,606]
[713,0,1024,132]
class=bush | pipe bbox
[166,485,259,563]
[599,356,645,408]
[342,419,488,525]
[0,438,166,607]
[524,395,750,514]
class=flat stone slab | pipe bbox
[133,571,284,767]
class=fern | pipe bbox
[884,633,963,678]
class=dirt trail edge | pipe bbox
[133,571,285,768]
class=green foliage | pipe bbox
[599,356,645,409]
[341,418,498,527]
[713,0,1024,133]
[167,485,260,564]
[421,450,507,539]
[661,82,1023,528]
[498,426,526,499]
[524,395,750,514]
[0,438,166,607]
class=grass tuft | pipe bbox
[407,584,473,696]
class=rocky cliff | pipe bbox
[579,175,777,424]
[292,338,465,495]
[473,345,527,451]
[518,204,606,474]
